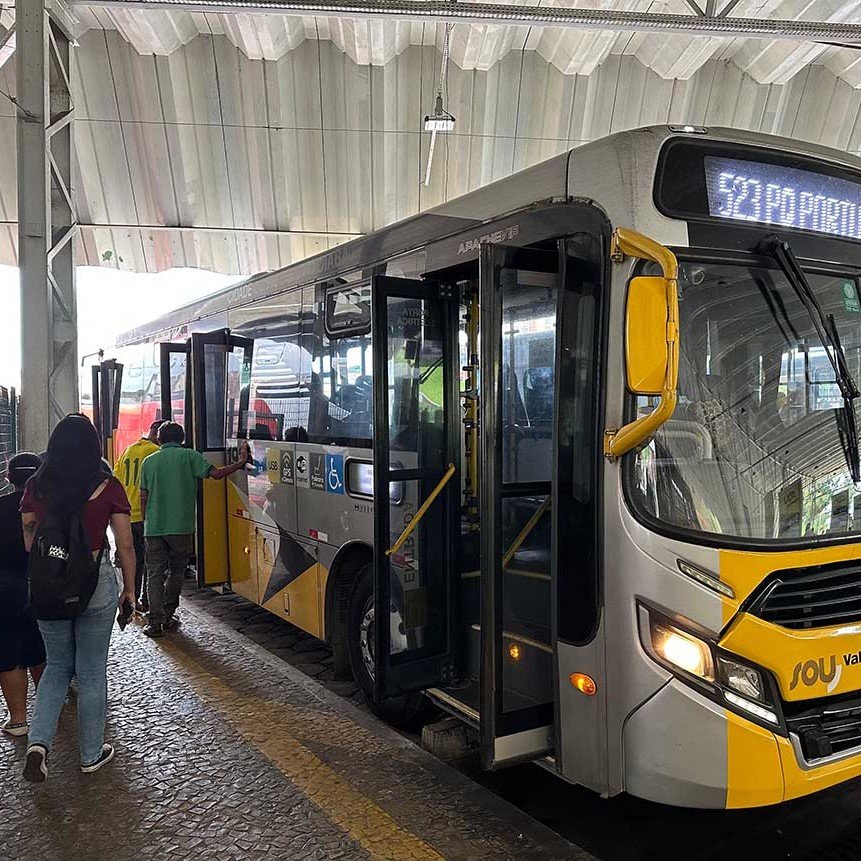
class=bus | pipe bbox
[96,125,861,809]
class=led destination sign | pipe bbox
[705,156,861,240]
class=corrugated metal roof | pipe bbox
[2,5,861,274]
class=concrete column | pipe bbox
[15,0,77,452]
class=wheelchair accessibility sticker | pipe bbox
[325,454,345,495]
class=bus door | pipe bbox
[159,341,191,435]
[190,329,254,587]
[371,276,461,701]
[92,358,123,464]
[479,243,559,768]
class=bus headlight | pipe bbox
[639,604,781,729]
[650,622,714,682]
[717,656,765,702]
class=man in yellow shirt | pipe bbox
[114,421,162,612]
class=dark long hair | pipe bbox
[28,414,105,515]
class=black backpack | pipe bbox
[28,510,103,620]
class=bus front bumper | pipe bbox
[622,678,861,808]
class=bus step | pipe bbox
[421,716,479,763]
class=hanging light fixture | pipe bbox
[424,23,455,187]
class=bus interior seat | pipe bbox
[331,375,373,441]
[250,423,275,441]
[283,426,309,442]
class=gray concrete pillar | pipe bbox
[15,0,77,452]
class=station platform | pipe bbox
[0,601,588,861]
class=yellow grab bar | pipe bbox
[503,496,550,568]
[604,228,680,459]
[386,463,456,557]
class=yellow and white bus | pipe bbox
[99,125,861,807]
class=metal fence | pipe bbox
[0,387,19,495]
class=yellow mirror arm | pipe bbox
[604,228,680,460]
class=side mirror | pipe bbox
[604,228,679,460]
[626,276,671,395]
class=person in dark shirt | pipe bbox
[0,453,45,737]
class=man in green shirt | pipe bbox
[139,422,249,638]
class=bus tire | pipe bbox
[346,563,427,730]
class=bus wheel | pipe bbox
[346,564,427,730]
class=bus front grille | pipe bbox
[748,564,861,630]
[785,693,861,763]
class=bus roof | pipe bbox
[117,124,861,346]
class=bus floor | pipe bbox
[180,587,861,861]
[0,597,584,861]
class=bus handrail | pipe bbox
[604,228,680,460]
[386,463,456,557]
[502,496,551,568]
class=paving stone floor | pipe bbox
[182,584,365,709]
[0,595,587,861]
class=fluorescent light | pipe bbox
[424,116,455,132]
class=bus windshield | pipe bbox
[628,258,861,542]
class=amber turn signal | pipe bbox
[569,673,597,696]
[508,643,522,661]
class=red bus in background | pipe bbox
[80,343,183,457]
[81,341,277,460]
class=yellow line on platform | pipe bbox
[159,641,443,861]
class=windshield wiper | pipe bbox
[761,234,861,482]
[762,235,860,401]
[829,314,861,483]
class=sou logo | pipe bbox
[789,655,842,694]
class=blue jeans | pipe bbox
[29,559,118,766]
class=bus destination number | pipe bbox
[705,155,861,241]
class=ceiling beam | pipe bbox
[69,0,861,45]
[0,23,15,71]
[0,219,364,239]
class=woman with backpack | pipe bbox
[20,414,136,782]
[0,453,45,736]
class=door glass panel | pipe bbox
[203,343,227,449]
[500,268,556,715]
[387,478,447,662]
[501,269,557,484]
[169,352,188,435]
[386,296,445,464]
[385,294,447,663]
[501,495,552,713]
[227,345,250,439]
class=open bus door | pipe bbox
[91,358,123,465]
[189,329,254,587]
[159,340,191,436]
[371,276,461,702]
[479,242,560,769]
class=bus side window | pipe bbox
[305,281,373,448]
[245,290,306,442]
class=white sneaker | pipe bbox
[81,743,115,773]
[1,719,29,737]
